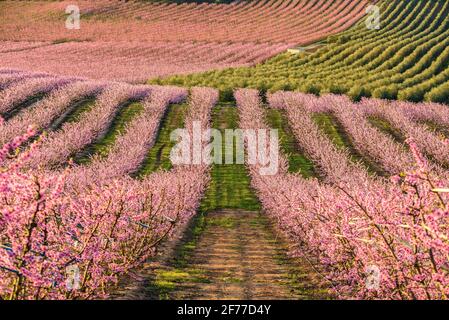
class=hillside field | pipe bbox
[0,0,448,302]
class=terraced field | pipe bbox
[0,0,370,82]
[0,0,369,43]
[155,0,449,104]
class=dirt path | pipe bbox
[119,209,328,300]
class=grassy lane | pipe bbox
[136,103,188,176]
[150,1,449,104]
[265,108,316,178]
[199,104,260,213]
[313,113,386,176]
[75,100,144,164]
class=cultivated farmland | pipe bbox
[0,0,370,82]
[157,0,449,104]
[0,0,448,301]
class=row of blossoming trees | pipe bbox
[236,89,449,299]
[0,69,218,299]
